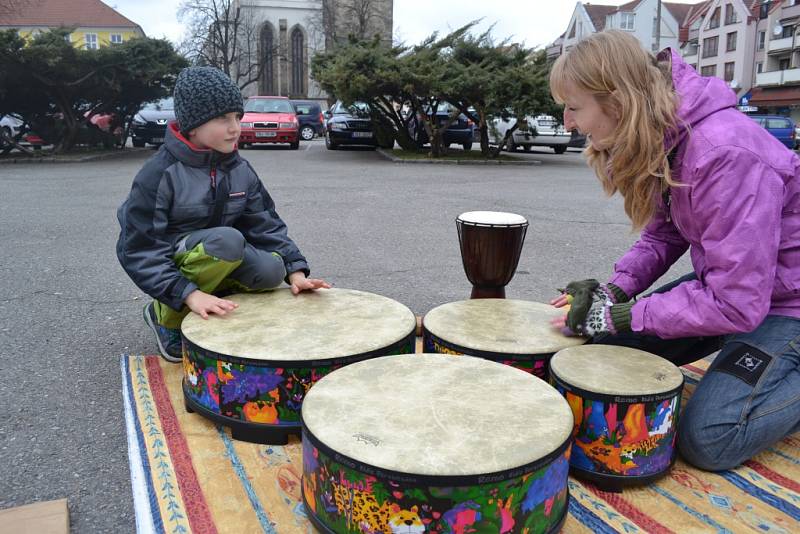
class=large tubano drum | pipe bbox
[181,288,416,444]
[423,299,586,380]
[301,354,574,534]
[550,345,685,490]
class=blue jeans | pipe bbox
[593,274,800,471]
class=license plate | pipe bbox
[256,131,277,138]
[151,137,164,143]
[352,132,373,138]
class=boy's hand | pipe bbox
[185,290,238,319]
[288,271,332,295]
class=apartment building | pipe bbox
[750,0,800,121]
[0,0,144,49]
[681,1,759,99]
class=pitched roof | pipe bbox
[0,0,142,30]
[663,2,696,26]
[583,3,618,32]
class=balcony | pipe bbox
[683,53,698,65]
[755,68,800,86]
[769,36,794,53]
[781,3,800,20]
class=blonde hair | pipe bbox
[550,30,679,229]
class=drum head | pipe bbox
[181,288,415,361]
[424,299,586,354]
[550,345,684,396]
[457,211,527,226]
[302,354,573,476]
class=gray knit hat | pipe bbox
[173,66,244,132]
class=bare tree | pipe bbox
[178,0,276,92]
[0,0,36,17]
[307,0,391,50]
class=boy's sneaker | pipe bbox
[143,302,183,363]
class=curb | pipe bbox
[0,147,151,164]
[375,148,542,165]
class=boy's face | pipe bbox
[188,111,242,153]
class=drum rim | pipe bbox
[551,371,685,404]
[456,211,529,227]
[182,330,416,369]
[300,421,572,487]
[423,300,586,355]
[424,328,555,359]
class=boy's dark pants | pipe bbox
[592,273,800,471]
[154,226,286,329]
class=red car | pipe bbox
[239,96,300,149]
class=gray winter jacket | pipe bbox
[116,123,309,311]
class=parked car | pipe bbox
[795,125,800,149]
[749,114,796,149]
[291,100,324,141]
[131,97,175,147]
[489,114,571,154]
[408,103,474,150]
[239,96,299,149]
[324,101,377,150]
[0,114,44,150]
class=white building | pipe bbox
[558,1,699,55]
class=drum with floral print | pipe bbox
[181,288,416,444]
[422,299,586,380]
[301,354,574,534]
[550,345,685,490]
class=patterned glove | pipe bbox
[559,279,629,330]
[570,299,634,337]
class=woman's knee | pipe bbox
[201,227,246,262]
[677,412,746,471]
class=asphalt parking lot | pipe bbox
[0,140,693,532]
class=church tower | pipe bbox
[238,0,394,101]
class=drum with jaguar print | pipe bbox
[422,299,586,379]
[301,353,574,534]
[181,288,416,445]
[549,345,685,490]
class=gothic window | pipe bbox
[291,27,305,96]
[261,23,275,95]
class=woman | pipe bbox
[549,30,800,471]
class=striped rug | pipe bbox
[121,355,800,534]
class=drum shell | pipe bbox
[301,426,571,534]
[182,332,415,431]
[457,220,527,288]
[550,371,683,486]
[423,327,552,379]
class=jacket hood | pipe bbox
[164,122,240,169]
[665,48,738,149]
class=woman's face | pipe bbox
[562,87,619,150]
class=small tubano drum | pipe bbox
[301,354,573,534]
[550,345,685,490]
[181,288,416,444]
[456,211,528,299]
[423,299,585,379]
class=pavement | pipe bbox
[0,139,693,532]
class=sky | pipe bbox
[107,0,701,50]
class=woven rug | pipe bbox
[121,354,800,534]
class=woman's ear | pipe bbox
[607,90,623,120]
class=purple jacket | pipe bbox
[609,50,800,338]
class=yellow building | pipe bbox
[0,0,144,48]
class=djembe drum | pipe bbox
[181,288,416,444]
[550,345,684,490]
[456,211,528,298]
[422,299,585,379]
[301,354,574,534]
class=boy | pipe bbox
[117,66,329,362]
